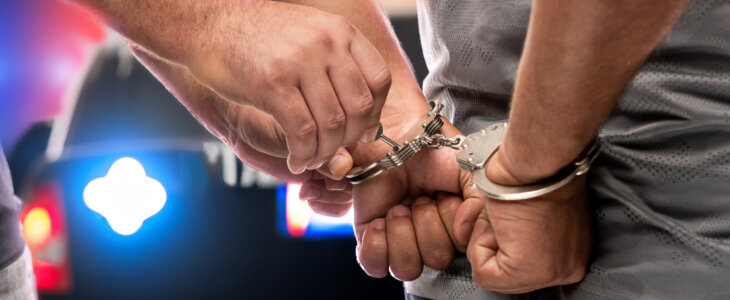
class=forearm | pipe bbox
[75,0,418,90]
[499,0,689,183]
[73,0,246,65]
[127,44,228,138]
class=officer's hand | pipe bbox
[129,43,351,185]
[185,1,390,174]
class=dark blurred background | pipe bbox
[1,0,428,299]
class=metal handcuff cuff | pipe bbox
[345,102,602,201]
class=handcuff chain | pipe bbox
[346,102,457,184]
[423,134,464,150]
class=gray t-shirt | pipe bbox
[0,147,23,270]
[407,0,730,299]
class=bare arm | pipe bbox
[490,0,691,184]
[73,0,392,174]
[73,0,231,65]
[459,0,691,293]
[115,0,453,281]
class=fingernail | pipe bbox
[307,161,325,170]
[459,221,474,244]
[391,205,410,217]
[328,154,348,177]
[330,180,348,191]
[414,197,431,206]
[359,126,379,144]
[372,218,385,230]
[288,158,306,174]
[300,186,320,200]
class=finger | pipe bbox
[316,147,354,180]
[357,218,388,278]
[412,197,455,271]
[236,106,288,158]
[385,205,422,281]
[266,88,317,174]
[299,180,352,204]
[352,171,409,235]
[435,193,465,252]
[130,46,297,179]
[348,32,390,125]
[466,209,500,290]
[300,72,347,169]
[231,139,311,183]
[453,196,485,249]
[329,54,380,145]
[308,201,352,218]
[324,178,352,193]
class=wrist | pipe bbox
[484,149,526,186]
[493,126,586,184]
[486,132,596,186]
[184,0,262,79]
[370,82,429,142]
[404,119,463,196]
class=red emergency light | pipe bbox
[20,184,72,294]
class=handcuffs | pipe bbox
[345,102,601,201]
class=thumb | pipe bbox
[452,196,483,250]
[452,171,487,250]
[235,106,290,158]
[316,147,354,180]
[239,109,355,179]
[465,208,498,276]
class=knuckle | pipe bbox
[349,93,375,117]
[370,67,392,92]
[394,265,422,281]
[323,111,347,131]
[425,249,454,271]
[295,117,318,139]
[308,30,335,50]
[330,15,356,37]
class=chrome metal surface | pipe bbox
[456,123,507,172]
[461,123,602,201]
[345,103,446,184]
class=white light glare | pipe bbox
[83,157,167,235]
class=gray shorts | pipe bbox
[0,248,37,300]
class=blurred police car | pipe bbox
[16,43,400,300]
